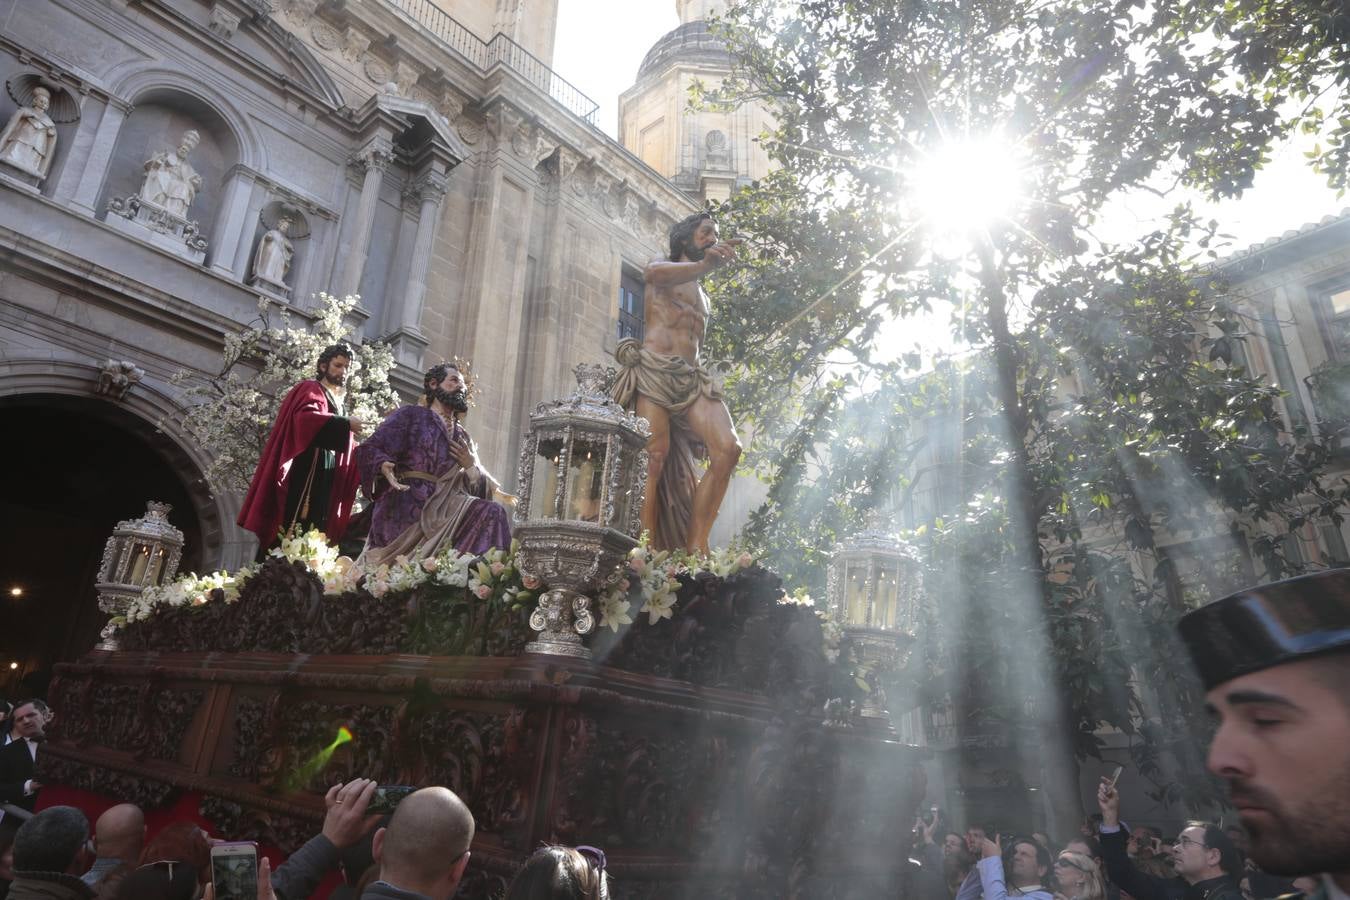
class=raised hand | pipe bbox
[321,778,380,849]
[1097,775,1121,827]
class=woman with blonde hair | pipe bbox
[504,845,609,900]
[1054,850,1107,900]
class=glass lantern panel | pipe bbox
[530,438,564,519]
[874,565,899,629]
[147,546,167,585]
[128,542,152,585]
[844,561,868,625]
[565,441,608,522]
[100,536,123,582]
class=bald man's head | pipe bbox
[374,787,474,899]
[93,804,144,861]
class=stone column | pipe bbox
[208,166,258,278]
[337,140,392,300]
[68,98,132,215]
[398,171,449,334]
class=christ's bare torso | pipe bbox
[643,273,709,364]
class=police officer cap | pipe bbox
[1178,568,1350,690]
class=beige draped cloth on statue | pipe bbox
[357,465,498,569]
[610,337,722,551]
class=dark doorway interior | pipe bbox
[0,396,202,701]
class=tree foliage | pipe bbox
[171,294,398,495]
[700,0,1350,823]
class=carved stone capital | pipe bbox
[281,0,320,20]
[488,103,525,144]
[351,139,394,174]
[208,4,241,40]
[412,172,449,206]
[392,60,420,97]
[555,146,582,183]
[435,89,465,123]
[342,25,370,63]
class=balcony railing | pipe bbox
[384,0,601,126]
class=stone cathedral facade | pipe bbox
[0,0,697,672]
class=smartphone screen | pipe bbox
[211,842,258,900]
[368,785,417,815]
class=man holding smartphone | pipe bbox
[1178,570,1350,900]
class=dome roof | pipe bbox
[636,20,733,80]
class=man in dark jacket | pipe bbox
[362,787,474,900]
[1096,783,1243,900]
[0,702,47,818]
[1178,570,1350,900]
[7,806,94,900]
[268,778,379,900]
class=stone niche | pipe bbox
[98,89,237,264]
[0,65,81,197]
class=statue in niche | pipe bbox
[139,129,203,218]
[252,213,295,289]
[0,86,58,180]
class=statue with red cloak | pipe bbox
[238,344,363,550]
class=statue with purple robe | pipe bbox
[355,362,511,567]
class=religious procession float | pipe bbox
[39,364,926,899]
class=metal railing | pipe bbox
[385,0,601,126]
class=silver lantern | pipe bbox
[514,364,650,659]
[94,501,185,645]
[827,514,922,718]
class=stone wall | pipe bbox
[0,0,698,570]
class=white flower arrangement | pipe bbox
[121,568,245,625]
[598,592,634,631]
[271,528,344,579]
[116,530,855,662]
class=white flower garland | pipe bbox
[115,531,842,661]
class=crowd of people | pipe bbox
[0,779,609,900]
[907,785,1285,900]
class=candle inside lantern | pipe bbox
[565,443,606,522]
[147,546,166,585]
[874,567,899,629]
[845,562,868,624]
[129,543,150,584]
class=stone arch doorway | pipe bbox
[0,388,215,698]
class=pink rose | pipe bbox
[736,552,753,569]
[490,561,506,576]
[421,557,440,573]
[475,584,492,600]
[629,556,647,575]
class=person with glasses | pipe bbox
[1054,851,1108,900]
[1096,780,1243,900]
[503,845,609,900]
[1178,570,1350,900]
